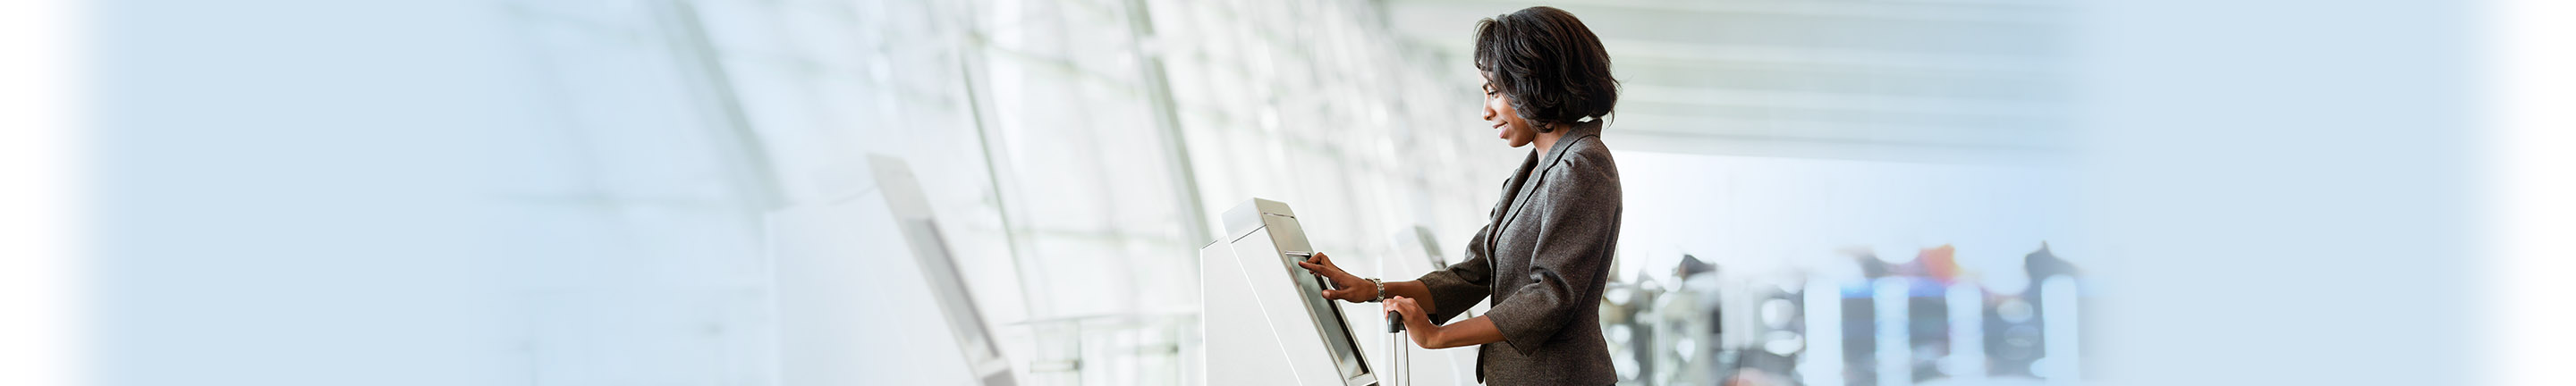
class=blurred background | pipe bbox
[2,0,2568,385]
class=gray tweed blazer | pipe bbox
[1416,120,1621,385]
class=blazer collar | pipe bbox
[1535,120,1604,171]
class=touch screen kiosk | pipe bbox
[1200,198,1378,386]
[770,155,1016,386]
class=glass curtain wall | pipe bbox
[494,0,1493,383]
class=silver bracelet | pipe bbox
[1369,278,1386,303]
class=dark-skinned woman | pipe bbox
[1296,6,1623,385]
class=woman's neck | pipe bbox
[1533,126,1567,159]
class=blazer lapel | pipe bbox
[1481,151,1537,258]
[1490,152,1538,223]
[1490,122,1604,251]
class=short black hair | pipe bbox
[1474,6,1618,133]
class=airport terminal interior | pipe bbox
[56,0,2567,383]
[457,0,2083,384]
[81,0,2106,385]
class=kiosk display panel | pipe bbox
[1238,222,1369,380]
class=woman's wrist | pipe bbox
[1418,322,1448,348]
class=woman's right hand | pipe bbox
[1294,252,1376,303]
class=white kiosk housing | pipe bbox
[1200,198,1379,386]
[769,155,1016,386]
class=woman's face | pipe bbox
[1482,80,1539,148]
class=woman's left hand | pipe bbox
[1384,296,1437,348]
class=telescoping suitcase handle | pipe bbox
[1385,311,1405,386]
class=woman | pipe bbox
[1296,6,1623,385]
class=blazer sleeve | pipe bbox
[1415,221,1496,324]
[1483,146,1621,355]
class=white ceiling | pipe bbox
[1376,0,2074,163]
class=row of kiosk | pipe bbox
[767,155,2089,386]
[766,155,2087,386]
[774,155,1443,385]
